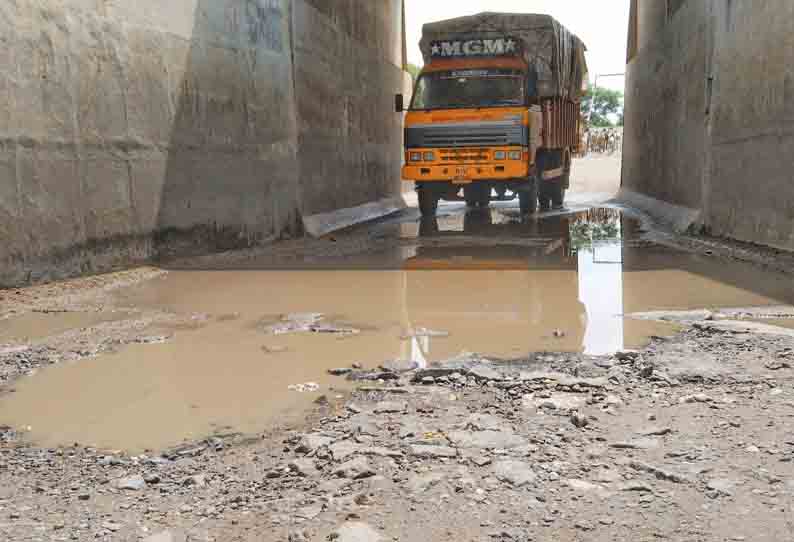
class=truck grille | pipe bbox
[406,121,526,149]
[439,149,489,162]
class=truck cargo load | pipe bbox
[419,12,588,100]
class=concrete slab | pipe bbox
[302,196,406,238]
[694,320,794,339]
[614,188,702,233]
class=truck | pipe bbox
[396,12,588,216]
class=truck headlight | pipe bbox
[494,151,507,160]
[409,152,422,162]
[423,151,435,162]
[508,150,522,160]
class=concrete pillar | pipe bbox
[636,0,669,53]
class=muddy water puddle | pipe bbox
[751,318,794,330]
[2,207,793,451]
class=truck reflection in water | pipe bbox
[402,208,626,360]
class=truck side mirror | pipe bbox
[395,93,405,113]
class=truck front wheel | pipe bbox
[477,185,491,208]
[417,185,439,216]
[464,184,490,208]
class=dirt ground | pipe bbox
[2,156,794,542]
[571,154,622,196]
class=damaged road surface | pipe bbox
[2,196,794,541]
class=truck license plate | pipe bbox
[453,166,471,184]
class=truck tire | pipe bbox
[549,182,566,210]
[538,149,566,210]
[417,185,439,216]
[551,150,571,209]
[464,185,479,208]
[477,184,491,208]
[536,150,552,211]
[519,179,538,215]
[538,183,552,211]
[464,184,490,208]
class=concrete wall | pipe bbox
[623,0,794,250]
[293,0,407,216]
[623,0,712,210]
[708,0,794,248]
[0,0,407,287]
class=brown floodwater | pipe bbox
[1,206,792,451]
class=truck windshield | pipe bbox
[410,69,526,110]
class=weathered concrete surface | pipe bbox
[624,0,794,250]
[0,0,407,287]
[294,0,407,217]
[615,188,701,233]
[707,1,794,249]
[302,196,405,238]
[623,0,711,214]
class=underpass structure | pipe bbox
[5,3,794,540]
[0,0,410,287]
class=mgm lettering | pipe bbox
[430,38,519,58]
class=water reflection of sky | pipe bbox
[403,208,630,358]
[573,211,625,355]
[578,240,624,355]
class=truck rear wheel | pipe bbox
[536,150,552,211]
[538,149,566,210]
[538,184,552,211]
[519,180,538,215]
[551,150,571,209]
[548,182,566,210]
[417,185,439,216]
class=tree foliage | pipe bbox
[406,63,422,83]
[582,87,624,128]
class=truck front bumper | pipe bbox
[402,161,529,182]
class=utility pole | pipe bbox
[588,72,625,124]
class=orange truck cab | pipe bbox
[396,13,588,216]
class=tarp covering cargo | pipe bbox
[420,12,588,100]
